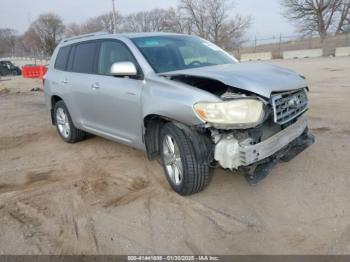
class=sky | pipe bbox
[0,0,296,41]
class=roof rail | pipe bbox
[61,32,109,44]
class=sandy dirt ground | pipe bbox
[0,57,349,255]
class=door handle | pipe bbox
[91,82,100,90]
[61,79,68,84]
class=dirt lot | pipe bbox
[0,57,350,255]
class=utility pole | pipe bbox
[254,36,257,53]
[112,0,117,33]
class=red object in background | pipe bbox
[22,65,48,80]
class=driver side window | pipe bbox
[179,44,223,66]
[179,46,203,65]
[97,41,135,75]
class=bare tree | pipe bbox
[163,8,194,34]
[281,0,350,38]
[180,0,208,38]
[122,9,168,32]
[65,23,84,37]
[0,28,17,56]
[65,19,103,37]
[61,2,250,52]
[207,0,231,43]
[65,8,192,37]
[335,0,350,32]
[121,8,193,34]
[24,13,65,56]
[65,12,123,37]
[22,27,41,58]
[180,0,251,48]
[3,4,252,58]
[81,17,105,33]
[88,12,123,33]
[97,12,122,33]
[218,16,251,50]
[13,34,32,57]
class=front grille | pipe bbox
[271,89,308,125]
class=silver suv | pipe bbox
[44,32,314,195]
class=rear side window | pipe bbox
[54,46,71,70]
[72,42,97,74]
[67,45,76,71]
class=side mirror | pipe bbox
[110,61,137,77]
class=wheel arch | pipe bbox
[159,121,214,195]
[50,95,63,125]
[143,114,213,163]
[143,114,169,160]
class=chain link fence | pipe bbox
[0,56,50,67]
[236,33,350,59]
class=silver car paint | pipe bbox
[44,33,306,151]
[160,63,307,98]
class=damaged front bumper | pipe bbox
[214,117,315,184]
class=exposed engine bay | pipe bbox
[168,75,255,98]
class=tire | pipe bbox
[53,100,86,143]
[160,122,210,195]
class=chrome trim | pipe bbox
[271,89,308,125]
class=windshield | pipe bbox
[131,35,237,73]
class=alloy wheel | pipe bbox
[56,107,71,139]
[162,135,183,185]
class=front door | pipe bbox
[89,40,144,146]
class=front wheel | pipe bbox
[160,123,210,195]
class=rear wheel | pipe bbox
[160,123,210,195]
[54,100,86,143]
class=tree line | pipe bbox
[0,0,349,58]
[0,0,251,57]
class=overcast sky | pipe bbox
[0,0,296,40]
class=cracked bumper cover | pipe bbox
[215,117,314,170]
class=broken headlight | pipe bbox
[194,99,264,128]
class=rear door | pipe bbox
[88,39,144,146]
[65,41,99,128]
[46,45,71,109]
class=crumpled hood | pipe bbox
[160,63,307,98]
